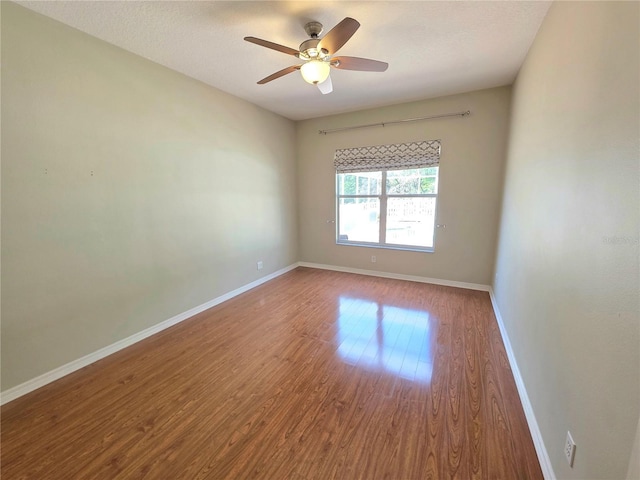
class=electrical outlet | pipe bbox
[257,261,263,270]
[371,255,376,263]
[565,431,576,467]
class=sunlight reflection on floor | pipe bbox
[336,296,434,383]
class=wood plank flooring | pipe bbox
[1,267,543,479]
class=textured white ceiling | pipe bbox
[18,1,551,121]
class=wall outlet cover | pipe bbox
[565,431,576,467]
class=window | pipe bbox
[334,140,441,252]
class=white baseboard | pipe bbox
[489,288,556,480]
[298,261,491,292]
[0,263,298,406]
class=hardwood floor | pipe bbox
[1,267,543,479]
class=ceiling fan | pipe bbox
[244,17,388,95]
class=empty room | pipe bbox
[1,1,638,479]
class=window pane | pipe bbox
[337,172,381,195]
[338,198,380,243]
[338,174,356,195]
[386,197,436,248]
[386,167,439,195]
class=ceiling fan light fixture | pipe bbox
[300,60,330,85]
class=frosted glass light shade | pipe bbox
[300,60,330,84]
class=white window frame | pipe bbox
[336,167,439,253]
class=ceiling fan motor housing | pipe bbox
[299,21,329,60]
[299,38,328,60]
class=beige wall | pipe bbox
[493,2,639,478]
[628,418,640,480]
[297,87,510,285]
[1,3,298,390]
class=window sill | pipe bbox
[336,241,434,254]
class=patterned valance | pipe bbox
[334,140,441,173]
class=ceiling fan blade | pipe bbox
[317,76,333,95]
[317,17,360,55]
[257,65,301,84]
[331,56,388,72]
[244,36,300,57]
